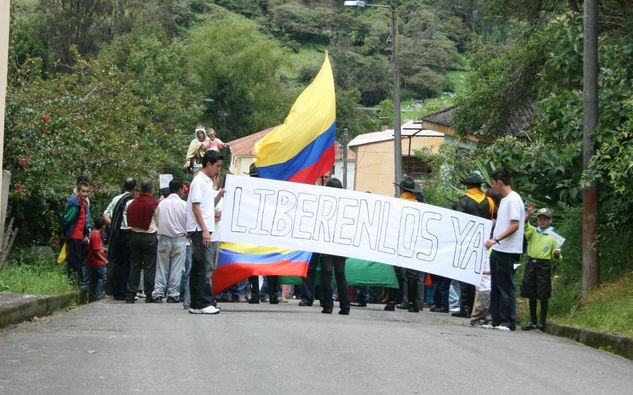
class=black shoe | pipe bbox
[269,297,279,305]
[339,308,350,315]
[298,300,313,306]
[408,305,419,313]
[321,308,333,314]
[248,298,260,304]
[432,307,449,313]
[537,322,546,332]
[396,302,408,310]
[351,301,367,307]
[521,321,538,331]
[147,296,162,303]
[166,296,180,303]
[384,302,395,311]
[113,296,126,301]
[125,298,135,304]
[452,310,471,318]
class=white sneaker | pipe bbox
[449,307,460,312]
[188,308,200,314]
[478,324,494,329]
[199,305,221,314]
[495,325,511,331]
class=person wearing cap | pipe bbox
[520,204,562,331]
[451,171,496,318]
[484,168,525,331]
[385,176,424,313]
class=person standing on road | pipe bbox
[186,150,225,314]
[451,171,496,318]
[318,177,351,315]
[520,205,562,332]
[126,179,159,303]
[484,168,525,331]
[61,180,92,290]
[152,178,188,303]
[103,177,137,300]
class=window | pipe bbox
[402,156,432,180]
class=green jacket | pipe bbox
[525,224,562,261]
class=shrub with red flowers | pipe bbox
[5,57,191,244]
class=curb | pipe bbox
[0,291,85,329]
[547,322,633,360]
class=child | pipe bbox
[88,216,108,302]
[470,251,492,327]
[61,181,92,289]
[520,205,562,331]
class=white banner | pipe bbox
[219,175,492,286]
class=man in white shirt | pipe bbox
[152,178,187,303]
[484,168,525,331]
[186,150,225,314]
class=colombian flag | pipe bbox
[212,53,335,294]
[254,51,336,183]
[212,243,312,295]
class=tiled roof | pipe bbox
[227,127,275,156]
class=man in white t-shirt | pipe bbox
[186,150,225,314]
[484,168,525,331]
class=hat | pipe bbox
[537,208,552,218]
[395,176,421,193]
[207,128,216,137]
[248,163,259,177]
[460,171,485,185]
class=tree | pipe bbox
[187,18,293,137]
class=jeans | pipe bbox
[301,253,319,303]
[181,244,192,308]
[66,238,87,290]
[188,232,216,309]
[432,275,450,309]
[354,286,370,303]
[153,235,186,299]
[126,232,157,300]
[490,250,520,328]
[88,265,107,301]
[449,280,461,308]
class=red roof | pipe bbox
[228,127,355,161]
[228,127,275,156]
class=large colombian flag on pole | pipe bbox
[253,51,336,184]
[212,52,335,294]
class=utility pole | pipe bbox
[582,0,600,291]
[342,128,348,189]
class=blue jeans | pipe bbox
[153,235,186,299]
[188,233,217,309]
[88,265,107,301]
[449,280,461,308]
[301,253,319,303]
[432,275,450,309]
[490,250,519,328]
[181,244,192,308]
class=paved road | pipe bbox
[1,299,631,395]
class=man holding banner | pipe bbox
[484,168,525,331]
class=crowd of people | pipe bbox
[59,127,562,328]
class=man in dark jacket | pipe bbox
[451,171,496,318]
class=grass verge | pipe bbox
[0,249,76,295]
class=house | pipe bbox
[349,109,479,197]
[227,128,355,189]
